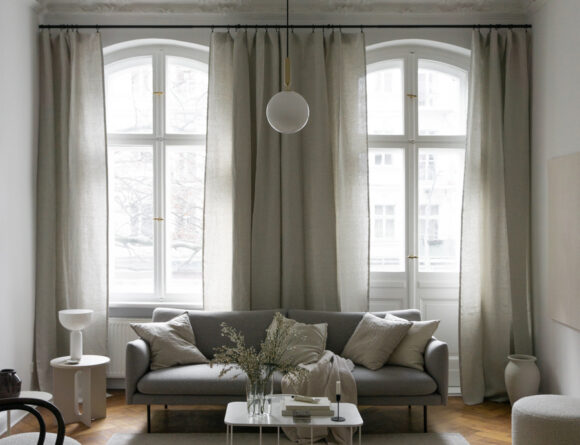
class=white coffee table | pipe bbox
[50,355,110,427]
[224,400,363,445]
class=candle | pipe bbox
[336,380,341,395]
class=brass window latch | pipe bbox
[153,217,164,221]
[407,255,419,259]
[406,93,418,99]
[153,91,164,96]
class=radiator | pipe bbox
[107,318,148,378]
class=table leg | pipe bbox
[277,427,280,445]
[359,426,362,445]
[230,425,233,445]
[225,425,228,445]
[311,425,313,445]
[350,427,353,445]
[90,364,107,420]
[53,367,90,426]
[78,368,92,427]
[6,411,11,435]
[259,426,262,445]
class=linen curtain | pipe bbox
[459,29,532,405]
[34,30,108,391]
[204,30,369,312]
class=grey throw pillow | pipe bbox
[267,316,327,366]
[388,319,440,371]
[131,313,209,370]
[341,313,412,370]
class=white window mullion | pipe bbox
[153,49,165,302]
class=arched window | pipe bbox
[104,40,208,308]
[367,40,469,389]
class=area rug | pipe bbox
[107,432,470,444]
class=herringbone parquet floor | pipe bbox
[3,392,512,445]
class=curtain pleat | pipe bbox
[34,30,108,391]
[204,30,369,312]
[459,29,532,405]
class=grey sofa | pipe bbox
[126,308,448,432]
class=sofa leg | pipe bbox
[147,405,151,433]
[164,404,168,410]
[423,406,428,433]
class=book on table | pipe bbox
[281,396,334,417]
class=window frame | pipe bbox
[104,40,209,309]
[366,40,469,291]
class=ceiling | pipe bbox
[38,0,543,15]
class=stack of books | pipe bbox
[281,395,334,417]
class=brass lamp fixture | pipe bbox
[266,0,310,134]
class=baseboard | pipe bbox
[0,411,29,437]
[448,386,461,396]
[107,378,126,390]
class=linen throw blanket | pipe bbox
[281,351,357,444]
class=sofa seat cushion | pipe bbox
[137,364,284,396]
[353,365,437,396]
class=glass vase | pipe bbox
[246,378,267,417]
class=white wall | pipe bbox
[531,0,580,395]
[0,0,38,400]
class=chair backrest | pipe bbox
[0,397,65,445]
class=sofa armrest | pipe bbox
[424,338,449,405]
[125,338,150,404]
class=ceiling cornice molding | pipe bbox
[525,0,548,14]
[37,0,532,16]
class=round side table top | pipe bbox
[17,390,53,402]
[50,355,110,369]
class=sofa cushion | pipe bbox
[267,316,327,365]
[287,309,421,354]
[352,365,438,396]
[388,319,440,371]
[152,308,282,359]
[342,313,412,370]
[130,313,209,370]
[137,364,285,396]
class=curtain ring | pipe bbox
[210,25,214,33]
[360,25,363,34]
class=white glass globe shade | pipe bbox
[59,309,93,331]
[266,90,310,134]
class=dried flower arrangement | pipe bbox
[211,312,308,384]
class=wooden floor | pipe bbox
[3,392,512,445]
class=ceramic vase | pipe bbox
[0,369,21,399]
[504,354,540,405]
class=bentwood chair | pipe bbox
[0,397,80,445]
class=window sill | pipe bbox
[108,301,203,319]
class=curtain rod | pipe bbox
[38,24,532,30]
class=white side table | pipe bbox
[50,355,110,427]
[5,391,53,435]
[225,401,363,445]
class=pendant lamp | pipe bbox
[266,0,310,134]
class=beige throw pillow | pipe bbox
[341,313,412,370]
[388,319,440,371]
[131,313,209,370]
[267,316,327,366]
